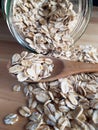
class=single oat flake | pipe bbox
[4,113,19,125]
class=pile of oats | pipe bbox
[12,0,77,54]
[5,45,98,130]
[5,0,98,130]
[9,52,54,82]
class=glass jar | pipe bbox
[2,0,92,53]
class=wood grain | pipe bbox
[76,7,98,47]
[0,7,98,130]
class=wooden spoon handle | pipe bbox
[40,60,98,82]
[38,59,98,82]
[63,60,98,77]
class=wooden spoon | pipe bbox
[8,57,98,82]
[36,57,98,82]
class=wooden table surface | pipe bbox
[0,7,98,130]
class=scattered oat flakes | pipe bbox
[6,1,98,129]
[17,45,98,130]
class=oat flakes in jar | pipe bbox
[2,0,92,54]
